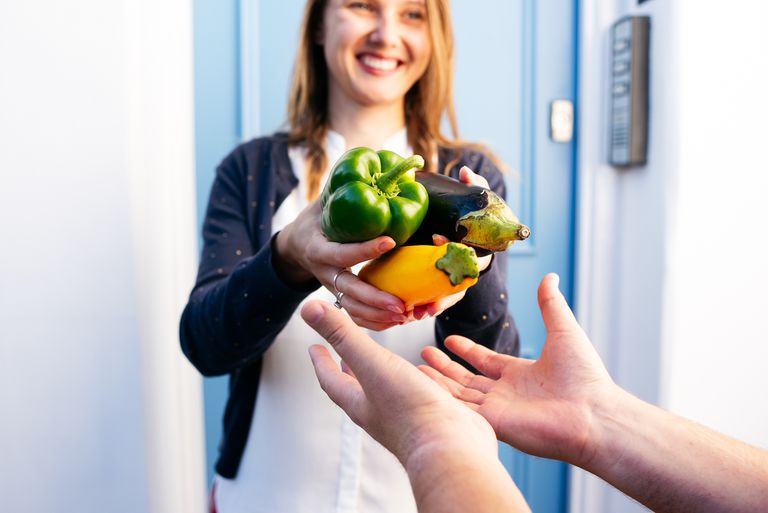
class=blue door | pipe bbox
[194,1,576,511]
[451,2,577,512]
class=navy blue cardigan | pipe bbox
[180,133,520,478]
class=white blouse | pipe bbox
[213,129,435,513]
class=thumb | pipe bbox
[459,166,489,188]
[537,273,580,334]
[431,233,450,246]
[301,300,387,382]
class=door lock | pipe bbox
[550,99,574,143]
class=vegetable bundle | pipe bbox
[321,148,531,308]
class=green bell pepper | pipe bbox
[320,147,429,246]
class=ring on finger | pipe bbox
[333,291,344,309]
[332,267,351,294]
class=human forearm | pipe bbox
[585,387,768,513]
[405,443,530,513]
[180,239,316,375]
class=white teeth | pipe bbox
[360,55,398,71]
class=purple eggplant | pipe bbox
[408,172,531,254]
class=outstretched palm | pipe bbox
[420,274,616,467]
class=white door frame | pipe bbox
[125,1,207,511]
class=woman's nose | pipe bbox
[368,12,399,47]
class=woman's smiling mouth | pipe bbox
[358,53,402,74]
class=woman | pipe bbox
[180,1,520,511]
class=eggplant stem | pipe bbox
[458,191,532,252]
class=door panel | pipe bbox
[194,1,576,511]
[451,1,576,511]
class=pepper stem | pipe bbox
[376,155,425,196]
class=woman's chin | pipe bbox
[353,90,407,108]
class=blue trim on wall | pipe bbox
[569,0,582,318]
[521,0,537,252]
[193,0,242,484]
[506,0,577,509]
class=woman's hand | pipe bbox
[411,166,493,320]
[275,201,409,331]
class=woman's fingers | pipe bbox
[412,304,429,320]
[459,166,490,189]
[307,232,406,316]
[431,233,451,246]
[333,269,405,314]
[350,318,401,332]
[341,292,407,324]
[309,234,395,269]
[422,290,467,317]
[342,311,401,331]
[477,253,493,272]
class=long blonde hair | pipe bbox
[287,0,479,199]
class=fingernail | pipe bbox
[301,301,325,324]
[392,314,408,323]
[387,304,404,314]
[379,239,395,252]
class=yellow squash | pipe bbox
[358,242,479,310]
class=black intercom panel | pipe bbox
[610,16,650,167]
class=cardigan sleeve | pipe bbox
[434,150,521,361]
[179,144,319,377]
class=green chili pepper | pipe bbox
[320,147,429,246]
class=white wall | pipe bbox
[0,2,206,512]
[573,1,768,512]
[664,1,768,444]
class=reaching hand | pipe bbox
[420,273,617,466]
[301,300,499,466]
[302,299,532,513]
